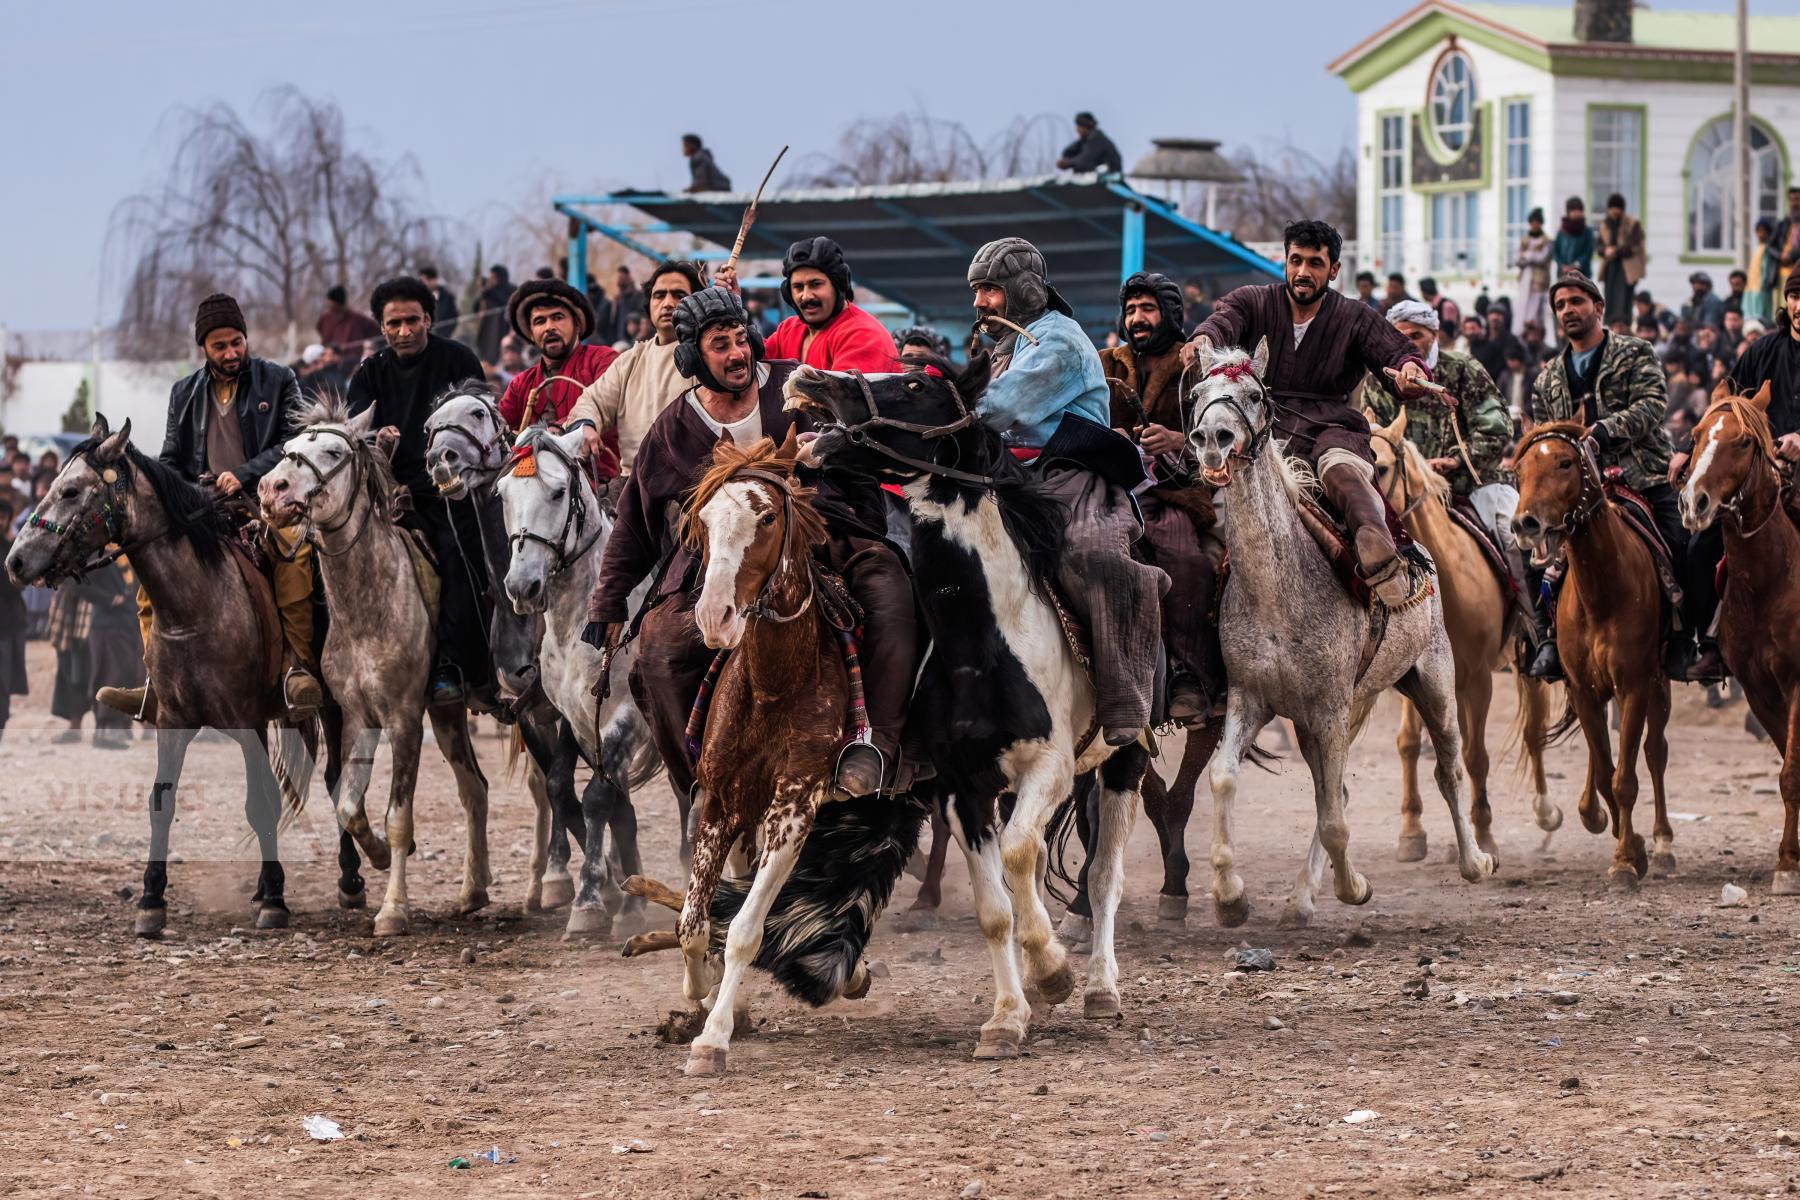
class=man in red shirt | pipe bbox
[724,237,897,373]
[499,279,621,477]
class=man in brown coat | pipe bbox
[1099,271,1222,723]
[1186,219,1433,605]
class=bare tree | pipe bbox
[105,88,448,358]
[791,111,1064,187]
[1215,142,1358,242]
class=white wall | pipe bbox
[1,360,191,452]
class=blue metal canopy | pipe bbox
[555,173,1279,339]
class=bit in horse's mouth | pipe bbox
[1201,464,1234,488]
[435,476,467,499]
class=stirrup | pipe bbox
[833,734,889,798]
[429,661,466,706]
[281,668,322,718]
[1361,555,1414,609]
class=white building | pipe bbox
[1331,0,1800,316]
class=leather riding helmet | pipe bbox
[673,286,765,392]
[781,236,854,322]
[1118,271,1184,357]
[967,237,1073,325]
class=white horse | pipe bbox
[497,427,659,936]
[1188,338,1494,927]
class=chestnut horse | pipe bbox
[1681,383,1800,895]
[1511,422,1672,886]
[1369,410,1560,863]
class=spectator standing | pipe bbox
[476,265,516,364]
[1181,280,1212,333]
[1351,271,1379,309]
[1595,193,1645,328]
[1520,319,1550,364]
[46,586,90,742]
[77,560,143,750]
[1379,272,1413,314]
[611,266,647,342]
[317,285,379,353]
[1498,345,1538,434]
[419,265,461,337]
[1774,186,1800,295]
[1056,112,1123,174]
[681,134,732,192]
[1747,218,1778,322]
[1552,197,1595,280]
[1681,271,1725,331]
[0,494,25,741]
[1514,207,1553,339]
[585,280,614,348]
[1419,278,1460,349]
[1476,308,1521,379]
[1723,268,1749,317]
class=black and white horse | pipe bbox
[787,357,1151,1058]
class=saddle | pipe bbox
[400,526,442,627]
[227,541,285,695]
[1445,500,1518,599]
[1601,472,1683,610]
[1295,491,1432,610]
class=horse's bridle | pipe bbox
[508,434,602,574]
[831,368,995,487]
[1369,423,1430,521]
[279,426,375,553]
[426,393,509,492]
[1194,362,1275,477]
[1691,396,1790,535]
[1517,427,1605,535]
[24,452,147,581]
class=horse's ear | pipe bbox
[775,424,800,463]
[958,351,992,402]
[554,426,587,462]
[1249,336,1269,380]
[89,413,112,443]
[1387,406,1409,441]
[1194,336,1217,377]
[347,405,376,438]
[95,417,131,463]
[1748,380,1773,412]
[1709,375,1738,406]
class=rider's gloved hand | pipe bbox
[580,619,608,651]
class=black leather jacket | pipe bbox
[159,356,302,487]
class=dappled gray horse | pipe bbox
[1188,338,1493,928]
[259,398,491,936]
[425,386,579,912]
[498,426,659,937]
[4,415,330,935]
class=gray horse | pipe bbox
[424,386,579,912]
[259,398,491,936]
[497,426,659,937]
[1188,338,1494,928]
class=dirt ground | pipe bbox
[2,640,1800,1199]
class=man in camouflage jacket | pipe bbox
[1526,272,1721,683]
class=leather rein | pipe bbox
[1691,397,1792,538]
[509,434,603,575]
[1517,427,1606,535]
[25,451,172,580]
[278,426,381,556]
[832,369,994,487]
[425,392,509,492]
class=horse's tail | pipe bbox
[1544,686,1581,747]
[271,718,318,831]
[503,723,525,783]
[1043,781,1085,907]
[1347,693,1381,746]
[1501,670,1557,784]
[709,790,929,1007]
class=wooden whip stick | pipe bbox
[1385,367,1482,486]
[725,145,789,273]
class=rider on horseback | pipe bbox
[100,293,323,722]
[1528,272,1723,683]
[968,238,1167,746]
[1099,271,1225,726]
[498,279,619,463]
[1186,219,1435,607]
[583,286,917,800]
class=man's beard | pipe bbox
[1125,322,1156,351]
[210,358,244,379]
[1285,277,1321,307]
[539,337,568,363]
[1423,341,1440,371]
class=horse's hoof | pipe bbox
[564,906,612,939]
[1336,875,1373,906]
[1277,904,1313,930]
[842,962,872,1001]
[1461,851,1497,883]
[337,887,366,910]
[1028,962,1076,1008]
[1578,804,1609,836]
[1649,850,1678,878]
[255,904,290,930]
[1773,870,1800,896]
[899,907,941,933]
[1476,830,1500,859]
[538,875,575,910]
[1606,865,1640,892]
[1213,893,1251,929]
[1155,894,1188,926]
[1535,799,1564,833]
[1083,990,1121,1020]
[456,890,489,917]
[1631,837,1650,879]
[1056,911,1092,948]
[683,1045,728,1076]
[971,1030,1020,1060]
[373,911,410,937]
[1395,832,1429,863]
[133,908,166,938]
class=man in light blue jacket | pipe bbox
[969,238,1166,744]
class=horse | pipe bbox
[1681,383,1800,895]
[651,430,921,1075]
[1512,421,1673,887]
[787,356,1151,1053]
[496,426,660,937]
[4,415,331,935]
[258,397,491,935]
[1188,338,1494,929]
[1368,409,1561,862]
[425,386,583,914]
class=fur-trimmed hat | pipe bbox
[194,293,246,345]
[508,278,594,342]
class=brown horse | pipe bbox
[1681,383,1800,894]
[1369,410,1560,863]
[1511,422,1672,886]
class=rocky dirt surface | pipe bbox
[1,642,1798,1198]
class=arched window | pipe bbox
[1429,49,1477,154]
[1687,116,1785,255]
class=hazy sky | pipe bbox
[0,0,1774,330]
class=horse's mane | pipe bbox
[680,434,828,554]
[1400,437,1452,505]
[1701,389,1780,465]
[1515,420,1586,458]
[292,393,401,522]
[428,377,501,418]
[936,412,1065,592]
[68,434,231,567]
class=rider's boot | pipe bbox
[1670,634,1728,684]
[1322,463,1410,607]
[430,665,466,707]
[835,740,889,798]
[1525,621,1564,681]
[836,540,918,797]
[1167,673,1207,729]
[283,669,324,719]
[97,684,157,725]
